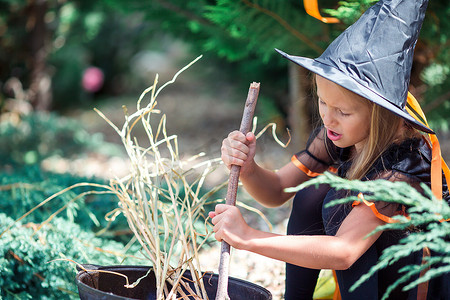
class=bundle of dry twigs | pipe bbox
[94,55,233,299]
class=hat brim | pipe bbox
[275,49,434,134]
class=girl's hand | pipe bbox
[208,204,253,250]
[221,131,256,175]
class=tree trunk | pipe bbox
[287,63,313,151]
[27,0,52,111]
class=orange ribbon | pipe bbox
[291,155,322,177]
[303,0,340,23]
[352,193,410,223]
[406,92,450,201]
[291,155,338,177]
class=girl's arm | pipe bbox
[221,131,312,207]
[240,161,310,208]
[209,203,384,270]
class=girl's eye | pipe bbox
[319,99,326,105]
[338,109,350,116]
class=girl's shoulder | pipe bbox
[371,137,450,204]
[385,137,430,172]
[369,137,431,183]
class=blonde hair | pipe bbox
[346,102,419,180]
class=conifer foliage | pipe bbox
[287,172,449,300]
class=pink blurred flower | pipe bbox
[82,67,104,93]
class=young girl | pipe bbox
[209,0,449,299]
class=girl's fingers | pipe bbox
[220,131,257,171]
[209,204,230,228]
[245,131,256,142]
[228,130,247,142]
[209,204,229,226]
[209,204,250,248]
[214,204,230,214]
[221,143,248,162]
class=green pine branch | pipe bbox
[286,172,449,300]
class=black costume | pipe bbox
[285,127,449,299]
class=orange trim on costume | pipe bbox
[303,0,340,24]
[352,193,407,223]
[328,166,338,173]
[291,155,322,177]
[291,155,338,177]
[353,193,449,223]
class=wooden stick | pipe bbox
[215,82,260,300]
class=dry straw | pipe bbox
[86,56,285,299]
[92,55,230,299]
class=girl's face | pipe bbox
[316,75,372,153]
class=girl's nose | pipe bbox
[321,110,334,127]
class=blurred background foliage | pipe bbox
[1,0,448,126]
[0,0,449,298]
[0,212,144,299]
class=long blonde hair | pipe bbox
[346,101,419,180]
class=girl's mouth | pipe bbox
[327,128,342,141]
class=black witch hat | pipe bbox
[276,0,433,133]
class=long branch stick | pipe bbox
[215,82,260,300]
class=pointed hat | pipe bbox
[276,0,433,133]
